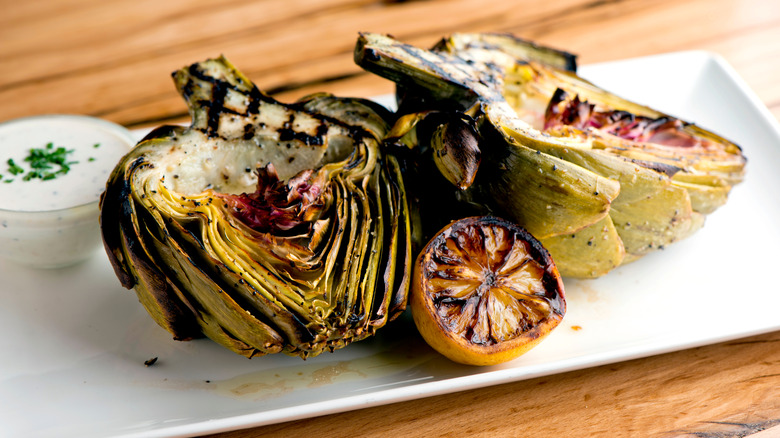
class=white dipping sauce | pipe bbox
[0,115,135,268]
[0,115,133,211]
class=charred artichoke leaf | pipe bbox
[355,32,746,278]
[355,33,484,108]
[100,56,411,358]
[431,32,578,72]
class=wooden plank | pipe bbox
[3,0,778,126]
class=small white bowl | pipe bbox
[0,115,136,268]
[0,202,105,268]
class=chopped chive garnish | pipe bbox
[93,143,101,148]
[4,142,94,182]
[7,159,24,175]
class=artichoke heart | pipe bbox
[100,56,411,358]
[355,32,746,278]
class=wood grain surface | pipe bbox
[3,0,779,437]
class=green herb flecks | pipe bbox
[5,142,80,182]
[7,159,24,176]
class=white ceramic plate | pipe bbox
[2,51,778,438]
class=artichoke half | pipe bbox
[100,56,411,358]
[355,32,746,278]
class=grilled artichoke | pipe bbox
[100,56,411,358]
[355,32,746,278]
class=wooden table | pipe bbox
[3,0,778,436]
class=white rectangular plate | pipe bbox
[2,51,779,438]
